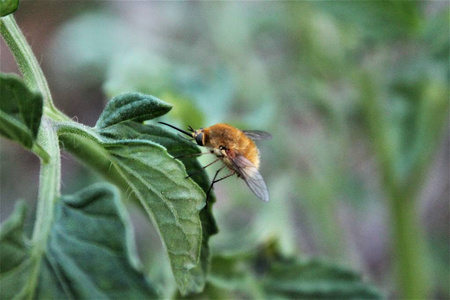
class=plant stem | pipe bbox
[1,15,64,298]
[0,15,69,122]
[360,74,429,299]
[27,118,61,299]
[389,187,428,299]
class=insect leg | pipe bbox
[205,168,236,205]
[205,166,225,205]
[185,157,221,179]
[212,171,236,184]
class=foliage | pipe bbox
[0,49,379,299]
[2,3,218,295]
[0,0,17,16]
[0,74,46,159]
[0,68,215,295]
[1,0,449,299]
[181,241,382,299]
[0,184,159,299]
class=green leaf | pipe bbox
[188,241,384,299]
[58,93,216,295]
[0,0,19,17]
[0,201,29,299]
[262,259,383,299]
[97,122,217,295]
[258,243,384,299]
[95,92,172,129]
[0,184,159,299]
[0,73,43,149]
[179,256,256,300]
[100,121,218,294]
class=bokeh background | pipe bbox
[1,1,449,298]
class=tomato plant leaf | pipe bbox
[0,0,19,17]
[261,259,383,299]
[95,92,172,129]
[0,201,29,299]
[183,241,384,299]
[97,134,208,295]
[0,184,159,299]
[59,93,214,295]
[100,121,219,293]
[0,73,43,149]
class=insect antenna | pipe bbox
[158,122,192,137]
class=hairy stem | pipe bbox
[28,118,61,299]
[1,15,65,298]
[0,15,69,121]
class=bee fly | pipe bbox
[158,122,271,202]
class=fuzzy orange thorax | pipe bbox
[202,123,260,169]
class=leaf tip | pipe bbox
[0,0,19,17]
[96,92,173,129]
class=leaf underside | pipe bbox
[100,121,218,293]
[0,184,159,299]
[98,121,218,295]
[0,73,43,149]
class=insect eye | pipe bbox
[219,146,226,150]
[195,132,204,146]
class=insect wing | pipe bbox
[231,155,269,202]
[242,130,272,140]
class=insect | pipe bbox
[158,122,271,202]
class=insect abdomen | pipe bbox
[240,137,260,169]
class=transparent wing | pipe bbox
[242,130,272,140]
[231,155,269,202]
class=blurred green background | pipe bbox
[1,1,448,298]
